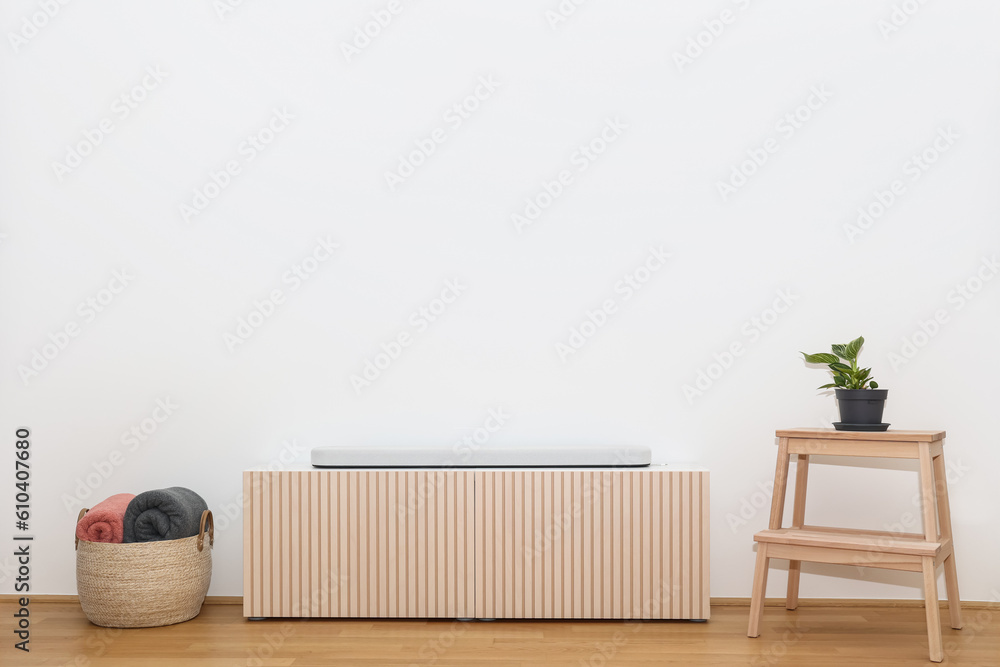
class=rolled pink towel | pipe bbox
[76,493,136,543]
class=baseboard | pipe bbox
[0,595,242,605]
[2,595,996,610]
[711,597,1000,610]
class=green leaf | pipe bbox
[802,336,878,389]
[802,352,839,364]
[844,336,864,360]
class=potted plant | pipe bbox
[801,335,888,431]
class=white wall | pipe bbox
[1,0,998,602]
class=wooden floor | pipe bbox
[9,601,1000,666]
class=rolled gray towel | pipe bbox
[123,487,208,543]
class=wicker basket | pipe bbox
[75,508,214,628]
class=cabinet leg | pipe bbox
[922,556,943,663]
[747,544,770,638]
[943,553,964,629]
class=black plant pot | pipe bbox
[835,388,888,424]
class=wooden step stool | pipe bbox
[747,428,963,662]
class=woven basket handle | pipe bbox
[197,510,214,552]
[75,508,89,550]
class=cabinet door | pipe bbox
[474,470,710,619]
[244,470,475,617]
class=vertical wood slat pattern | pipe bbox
[245,468,708,620]
[474,469,710,620]
[243,470,475,618]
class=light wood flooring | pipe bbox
[6,600,1000,666]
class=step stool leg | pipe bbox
[942,553,963,630]
[922,555,943,662]
[747,544,770,638]
[786,454,809,610]
[932,451,963,630]
[786,561,802,611]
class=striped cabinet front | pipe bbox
[243,470,476,618]
[474,469,710,619]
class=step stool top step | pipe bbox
[776,428,945,441]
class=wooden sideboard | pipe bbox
[243,465,709,620]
